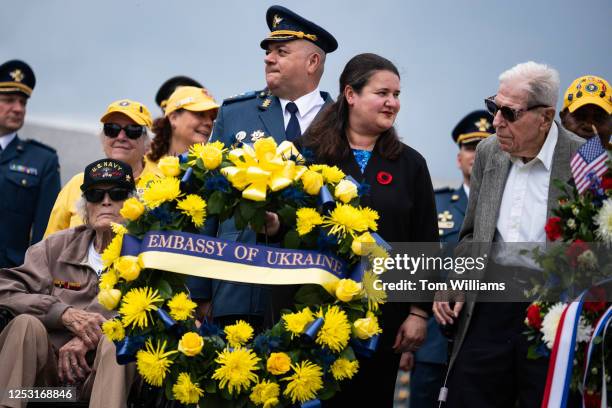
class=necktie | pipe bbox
[285,102,301,141]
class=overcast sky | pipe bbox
[2,0,610,184]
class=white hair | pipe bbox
[499,61,560,108]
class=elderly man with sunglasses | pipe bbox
[44,99,161,237]
[433,61,584,408]
[0,159,136,408]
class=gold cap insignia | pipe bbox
[475,118,491,132]
[9,69,24,83]
[272,14,283,28]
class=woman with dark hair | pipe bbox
[147,86,219,163]
[300,53,438,405]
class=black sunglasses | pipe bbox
[485,96,549,123]
[103,123,145,139]
[84,187,131,203]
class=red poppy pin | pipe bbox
[377,171,393,185]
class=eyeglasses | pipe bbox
[485,96,549,123]
[103,123,145,139]
[84,187,131,203]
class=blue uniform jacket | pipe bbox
[0,136,60,268]
[202,89,332,319]
[415,185,467,364]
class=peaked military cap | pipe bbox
[260,5,338,53]
[0,60,36,97]
[452,110,494,146]
[81,159,135,191]
[155,76,204,109]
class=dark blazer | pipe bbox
[0,136,60,268]
[448,123,584,373]
[303,139,439,407]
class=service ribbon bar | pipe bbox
[121,231,349,289]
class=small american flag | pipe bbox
[570,136,608,194]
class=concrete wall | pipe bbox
[20,121,103,186]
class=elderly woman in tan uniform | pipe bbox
[0,158,135,408]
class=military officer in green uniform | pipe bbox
[0,60,60,268]
[206,5,337,330]
[405,110,494,407]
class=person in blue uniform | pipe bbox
[404,110,493,408]
[205,5,338,330]
[0,59,60,268]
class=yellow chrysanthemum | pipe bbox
[224,320,254,348]
[283,308,314,339]
[101,233,123,268]
[330,358,359,381]
[361,270,387,311]
[172,372,204,405]
[110,222,128,235]
[360,207,379,231]
[142,177,182,208]
[176,194,207,227]
[315,305,351,352]
[212,348,260,395]
[296,208,323,236]
[309,164,345,184]
[250,380,280,407]
[167,292,197,321]
[136,339,177,386]
[322,204,369,238]
[281,360,323,404]
[98,269,118,290]
[119,287,163,329]
[102,319,125,341]
[321,165,345,184]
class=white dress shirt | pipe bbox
[0,132,17,150]
[463,183,470,198]
[494,122,558,268]
[279,88,325,133]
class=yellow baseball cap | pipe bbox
[164,86,219,117]
[563,75,612,115]
[100,99,153,127]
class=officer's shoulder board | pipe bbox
[24,138,57,154]
[222,90,260,106]
[434,186,453,195]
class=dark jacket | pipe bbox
[0,135,60,267]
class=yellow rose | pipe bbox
[178,332,204,356]
[351,232,376,256]
[353,313,382,339]
[334,179,358,203]
[120,197,145,221]
[200,144,223,170]
[115,256,141,282]
[334,279,361,302]
[98,288,121,310]
[266,352,291,375]
[157,156,181,177]
[253,137,277,159]
[301,170,324,195]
